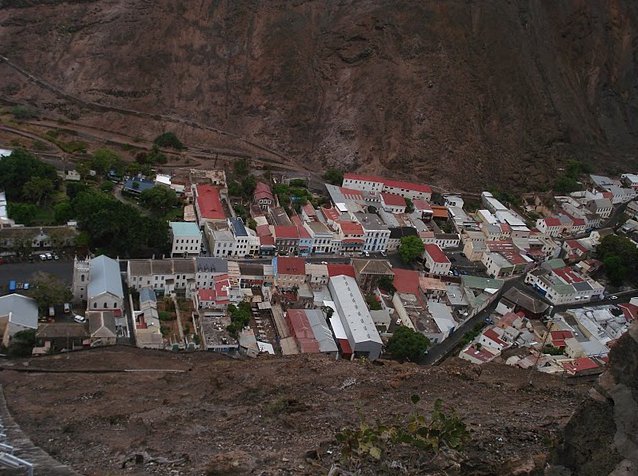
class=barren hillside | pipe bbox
[0,347,588,475]
[1,1,638,189]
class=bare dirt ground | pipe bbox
[0,346,588,475]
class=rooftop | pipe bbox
[276,256,306,275]
[196,184,226,220]
[424,244,450,264]
[169,221,201,238]
[381,192,407,207]
[88,255,124,300]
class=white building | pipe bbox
[342,173,432,201]
[380,193,407,214]
[128,258,198,298]
[357,213,390,253]
[328,275,383,360]
[170,222,202,257]
[73,255,124,313]
[423,244,451,276]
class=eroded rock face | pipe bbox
[556,323,638,476]
[1,1,638,190]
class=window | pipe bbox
[104,302,107,308]
[93,302,97,308]
[113,303,117,308]
[81,275,85,282]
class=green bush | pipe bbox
[153,132,184,150]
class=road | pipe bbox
[0,261,74,290]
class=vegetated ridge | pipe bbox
[1,1,638,190]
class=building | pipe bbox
[342,173,432,201]
[524,262,605,305]
[194,275,232,310]
[122,176,155,195]
[87,310,118,347]
[73,255,124,314]
[169,222,202,257]
[134,288,163,349]
[304,221,334,254]
[253,182,274,210]
[328,275,383,360]
[387,226,418,252]
[128,258,197,298]
[380,192,407,214]
[356,213,390,253]
[586,198,613,219]
[273,256,306,290]
[423,244,451,276]
[0,294,39,346]
[35,323,89,353]
[286,309,338,355]
[273,225,300,255]
[194,184,226,227]
[305,263,329,288]
[0,225,79,253]
[336,220,365,255]
[352,258,394,292]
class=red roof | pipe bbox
[551,330,574,348]
[196,184,226,220]
[254,182,273,201]
[430,205,449,219]
[340,187,365,200]
[256,224,272,237]
[260,235,275,246]
[338,337,353,356]
[462,344,498,363]
[277,256,305,275]
[297,224,311,239]
[302,202,316,217]
[565,240,588,254]
[543,217,562,227]
[381,192,407,207]
[321,206,341,221]
[274,225,300,239]
[338,220,364,235]
[553,267,584,284]
[424,244,450,264]
[412,199,432,212]
[327,264,356,278]
[562,357,600,374]
[483,328,509,348]
[286,309,320,353]
[343,172,385,184]
[392,268,420,294]
[572,217,586,226]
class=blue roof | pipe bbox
[230,218,248,237]
[139,287,157,304]
[123,177,155,193]
[170,221,201,238]
[88,255,123,299]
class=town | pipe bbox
[1,143,637,382]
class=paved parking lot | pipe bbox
[0,261,74,294]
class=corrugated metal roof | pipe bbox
[0,294,38,330]
[88,255,123,299]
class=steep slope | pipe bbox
[1,1,637,190]
[0,347,588,475]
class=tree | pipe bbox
[597,234,638,285]
[323,168,343,186]
[139,186,180,215]
[7,202,39,226]
[22,176,54,206]
[54,201,74,224]
[241,175,257,197]
[91,148,123,176]
[386,326,430,362]
[28,272,73,314]
[405,197,415,213]
[247,218,257,230]
[6,330,36,358]
[0,148,57,201]
[153,132,184,150]
[399,235,425,264]
[100,181,114,193]
[233,159,249,177]
[366,293,382,311]
[378,275,396,295]
[226,302,252,337]
[603,255,628,286]
[11,105,38,120]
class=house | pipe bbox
[423,244,451,276]
[35,323,89,353]
[134,290,164,350]
[195,257,229,288]
[479,326,511,353]
[87,310,118,347]
[273,256,306,290]
[193,184,226,227]
[387,226,418,252]
[194,275,232,310]
[524,262,605,305]
[273,225,300,255]
[562,239,590,262]
[412,199,433,221]
[170,222,202,257]
[621,174,638,189]
[305,263,329,288]
[356,213,390,253]
[301,203,317,222]
[481,192,508,213]
[293,217,313,256]
[328,275,383,360]
[73,255,124,314]
[460,344,499,364]
[286,309,338,355]
[336,221,365,255]
[0,294,39,346]
[304,221,334,254]
[586,198,613,219]
[380,192,407,214]
[536,217,563,237]
[253,182,274,210]
[127,258,197,298]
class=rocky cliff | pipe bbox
[1,1,638,190]
[554,321,638,476]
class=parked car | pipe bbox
[48,306,55,317]
[45,252,53,260]
[63,303,71,314]
[39,254,47,261]
[53,253,59,260]
[23,282,29,290]
[73,315,86,324]
[610,295,618,300]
